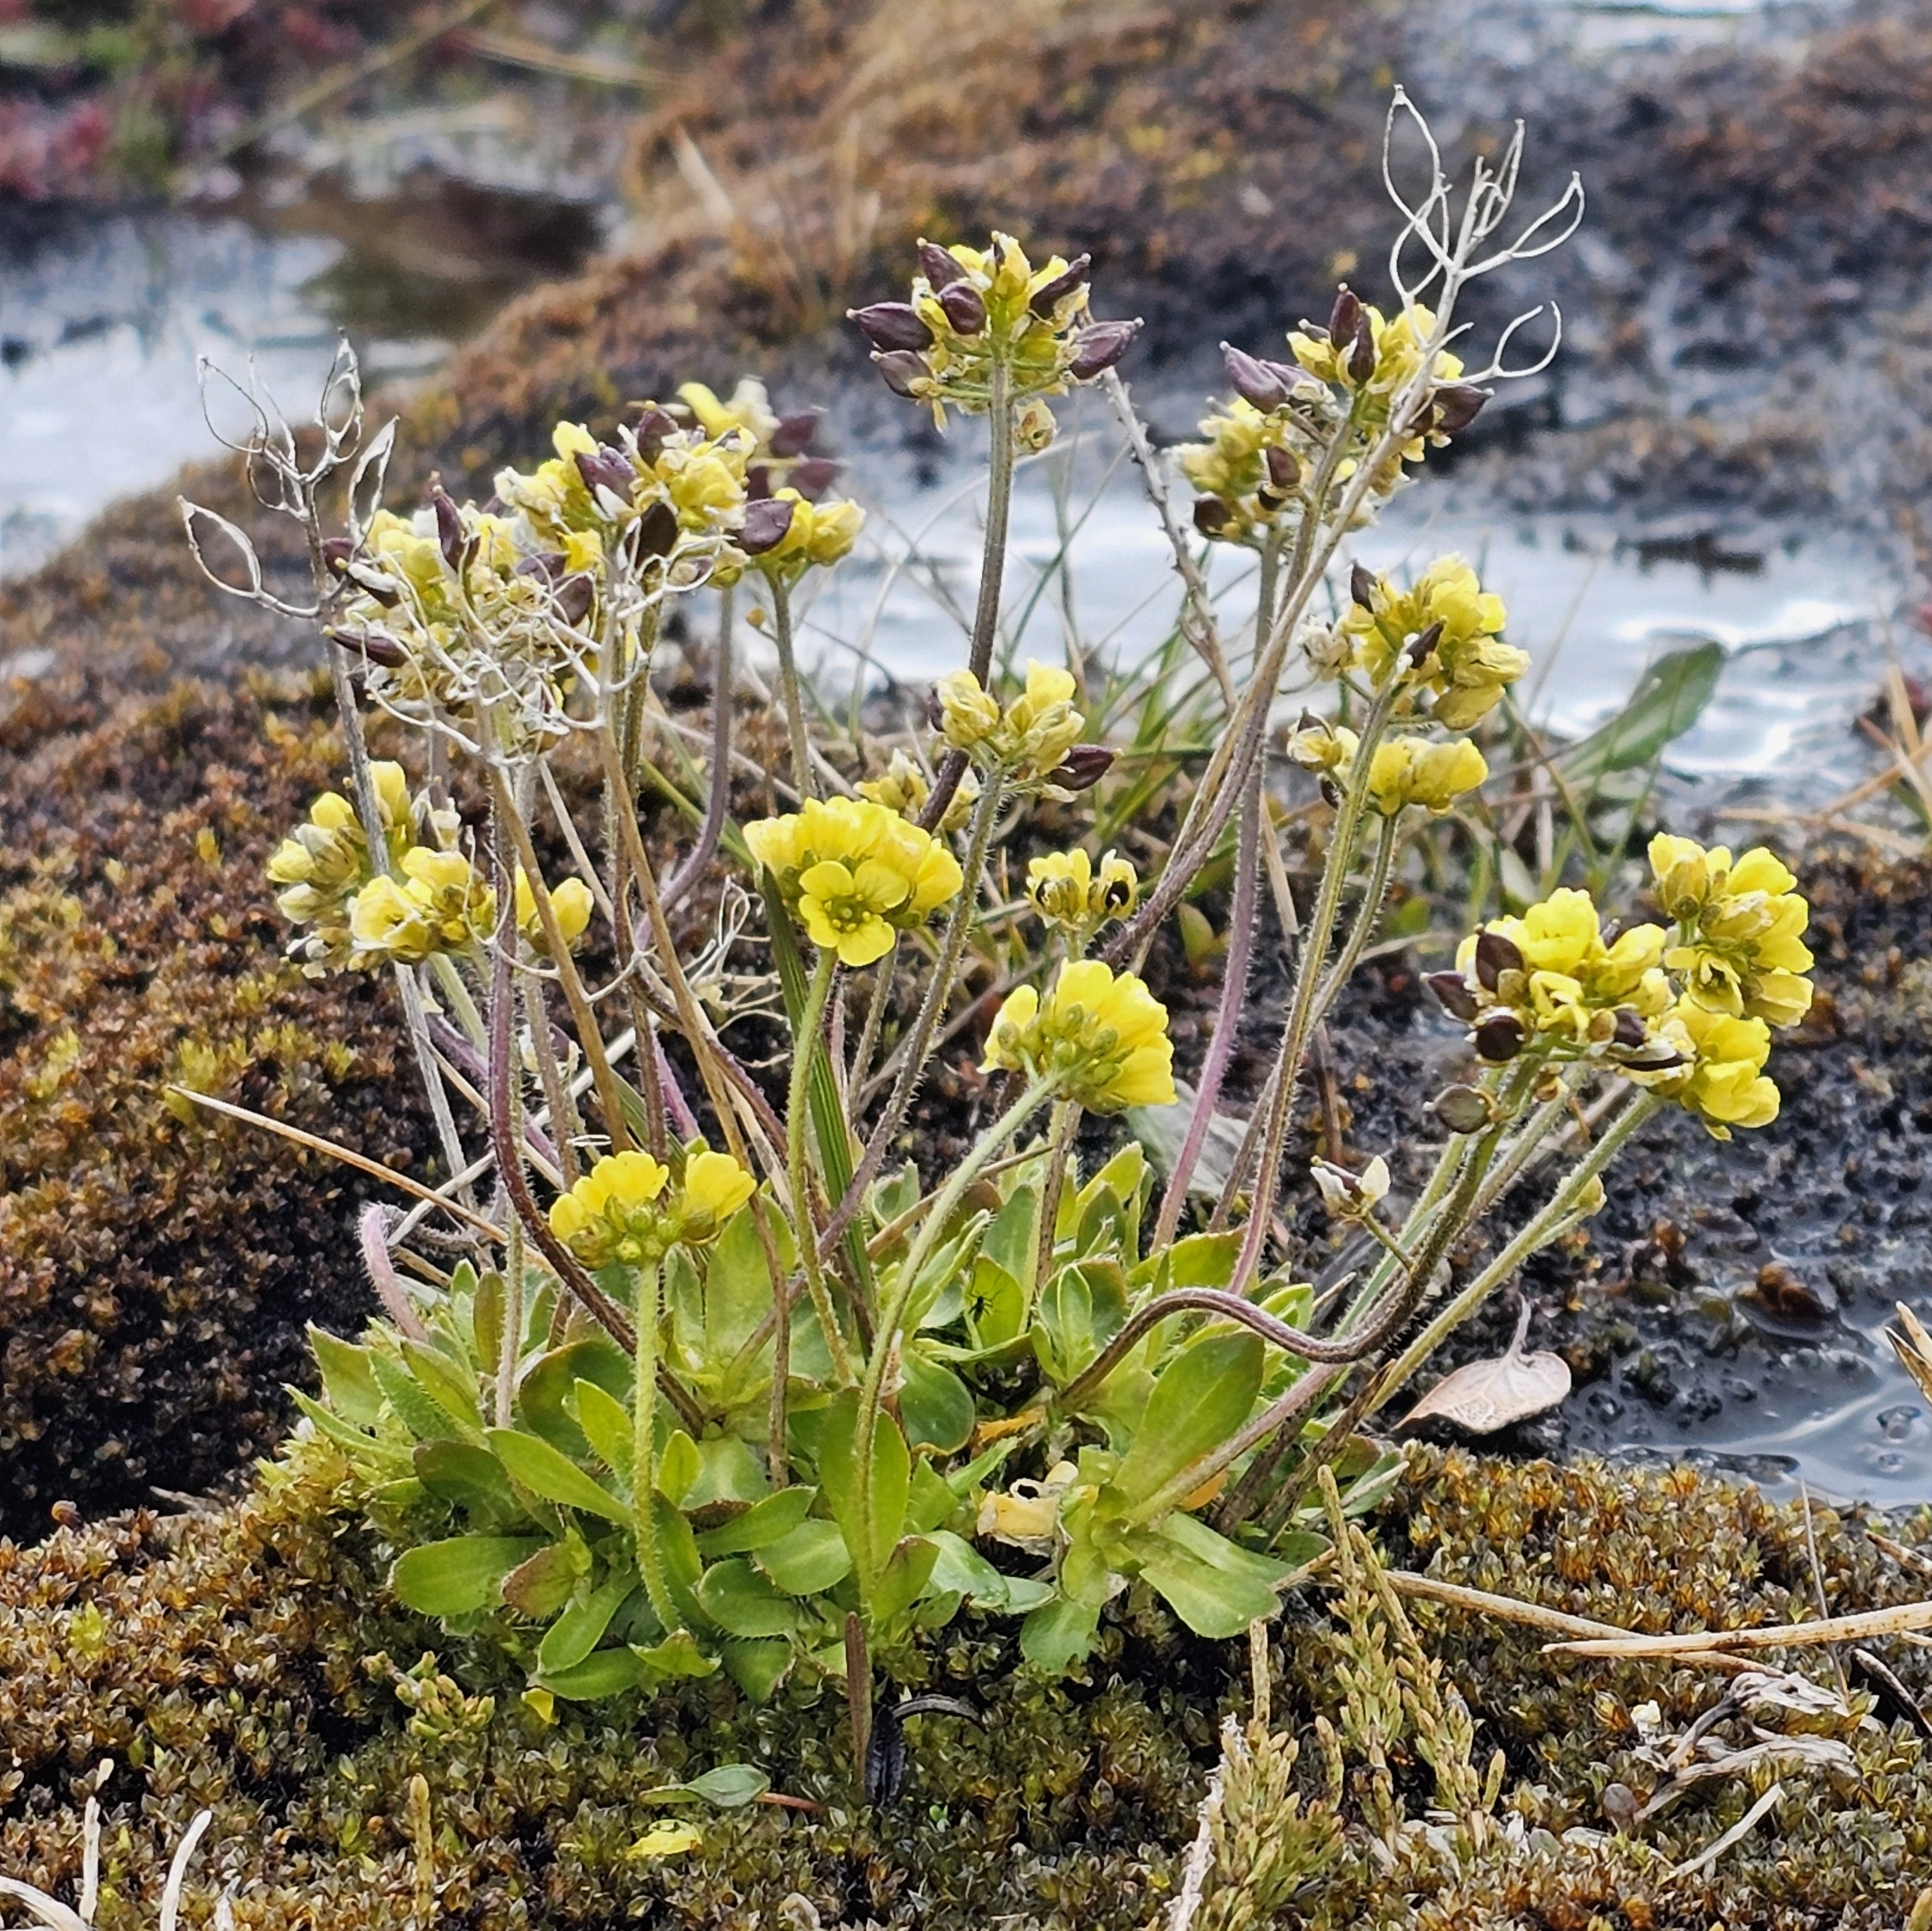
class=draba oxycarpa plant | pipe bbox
[178,93,1815,1778]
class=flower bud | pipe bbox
[1028,252,1091,317]
[1473,930,1525,990]
[770,410,820,458]
[876,350,929,399]
[1473,1011,1526,1062]
[1194,496,1231,537]
[575,445,636,503]
[1068,318,1141,381]
[918,239,964,292]
[321,536,353,574]
[634,406,677,465]
[1611,1007,1650,1050]
[1405,618,1444,669]
[745,463,772,500]
[852,302,934,353]
[791,457,838,501]
[1312,1153,1390,1215]
[555,573,594,627]
[1049,744,1115,792]
[430,486,465,569]
[1328,285,1362,347]
[938,281,988,334]
[326,624,409,668]
[1433,383,1490,434]
[1350,562,1379,611]
[1223,343,1290,412]
[738,496,797,556]
[1432,1084,1492,1134]
[1426,971,1478,1021]
[1265,444,1300,491]
[1346,310,1376,385]
[635,500,678,558]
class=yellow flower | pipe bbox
[981,959,1176,1112]
[935,670,1003,753]
[746,796,962,964]
[515,869,595,956]
[346,874,431,965]
[1344,556,1526,725]
[1026,848,1138,931]
[1363,736,1488,815]
[267,763,421,971]
[856,749,980,833]
[1290,302,1463,463]
[549,1144,755,1266]
[1648,834,1813,1029]
[346,848,494,967]
[747,489,866,581]
[1626,998,1780,1140]
[936,662,1086,782]
[677,377,779,446]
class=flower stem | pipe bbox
[769,576,816,803]
[788,948,855,1383]
[630,1260,681,1634]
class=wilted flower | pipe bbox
[856,749,979,833]
[981,959,1176,1112]
[1311,1154,1391,1216]
[745,796,963,967]
[549,1144,756,1268]
[1344,556,1527,727]
[1649,834,1814,1029]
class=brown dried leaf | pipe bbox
[1399,1301,1570,1435]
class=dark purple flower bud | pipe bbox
[875,350,929,399]
[1068,317,1141,381]
[1426,971,1478,1022]
[746,464,772,501]
[1405,619,1445,669]
[321,536,354,575]
[430,486,465,569]
[1050,744,1115,792]
[634,406,677,465]
[555,573,594,628]
[1224,342,1290,413]
[326,624,408,668]
[1432,383,1490,434]
[1193,496,1232,537]
[516,550,568,585]
[1346,311,1376,385]
[1028,252,1092,318]
[1432,1083,1491,1134]
[1473,1011,1526,1062]
[924,686,947,732]
[791,457,839,501]
[770,410,820,458]
[917,239,963,289]
[738,496,797,557]
[1473,929,1525,991]
[851,302,934,353]
[1328,285,1362,348]
[1611,1007,1650,1051]
[345,559,401,605]
[634,501,678,559]
[575,446,636,503]
[1265,444,1300,490]
[938,280,988,334]
[1350,562,1379,611]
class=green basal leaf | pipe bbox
[1127,1511,1293,1639]
[816,1387,910,1587]
[702,1206,776,1372]
[518,1338,631,1460]
[653,1492,710,1629]
[486,1427,629,1525]
[538,1647,647,1700]
[1557,637,1724,782]
[867,1535,940,1627]
[1127,1230,1240,1294]
[413,1439,519,1522]
[695,1484,815,1557]
[391,1535,543,1619]
[308,1327,383,1427]
[631,1628,719,1681]
[925,1528,1041,1612]
[966,1255,1026,1350]
[646,1763,773,1808]
[906,1456,960,1535]
[1020,1595,1102,1675]
[570,1379,635,1488]
[871,1160,921,1229]
[983,1181,1040,1280]
[658,1429,701,1506]
[687,1435,769,1508]
[289,1388,408,1469]
[370,1349,466,1444]
[470,1269,504,1378]
[899,1350,975,1454]
[399,1338,485,1435]
[720,1638,793,1703]
[753,1519,852,1596]
[1105,1332,1263,1511]
[695,1558,800,1639]
[503,1537,588,1619]
[539,1567,639,1675]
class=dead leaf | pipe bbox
[1399,1298,1570,1435]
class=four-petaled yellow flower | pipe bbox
[1363,736,1489,816]
[749,490,865,581]
[1649,834,1814,1030]
[1026,848,1138,931]
[1625,998,1780,1140]
[550,1145,755,1268]
[1344,557,1528,727]
[745,796,962,967]
[981,959,1176,1113]
[936,661,1086,783]
[348,846,496,966]
[515,869,596,956]
[1290,301,1461,461]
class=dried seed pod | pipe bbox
[326,625,408,668]
[1405,619,1445,669]
[1265,443,1300,490]
[1350,562,1379,611]
[1611,1007,1649,1050]
[321,535,353,574]
[791,457,839,501]
[1193,496,1232,537]
[745,463,772,501]
[634,406,677,464]
[430,486,465,569]
[852,302,935,353]
[575,446,636,503]
[1346,310,1376,385]
[634,500,678,559]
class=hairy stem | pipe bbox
[788,949,856,1383]
[769,576,817,803]
[630,1260,681,1634]
[663,583,735,911]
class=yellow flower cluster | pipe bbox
[745,796,963,967]
[1289,298,1460,462]
[348,848,496,967]
[855,749,980,833]
[981,959,1176,1113]
[936,661,1086,785]
[1344,557,1528,727]
[743,489,866,583]
[1440,850,1812,1139]
[1649,835,1815,1029]
[1177,399,1301,547]
[1286,721,1488,816]
[267,761,414,971]
[851,233,1138,430]
[549,1145,756,1270]
[1026,848,1139,935]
